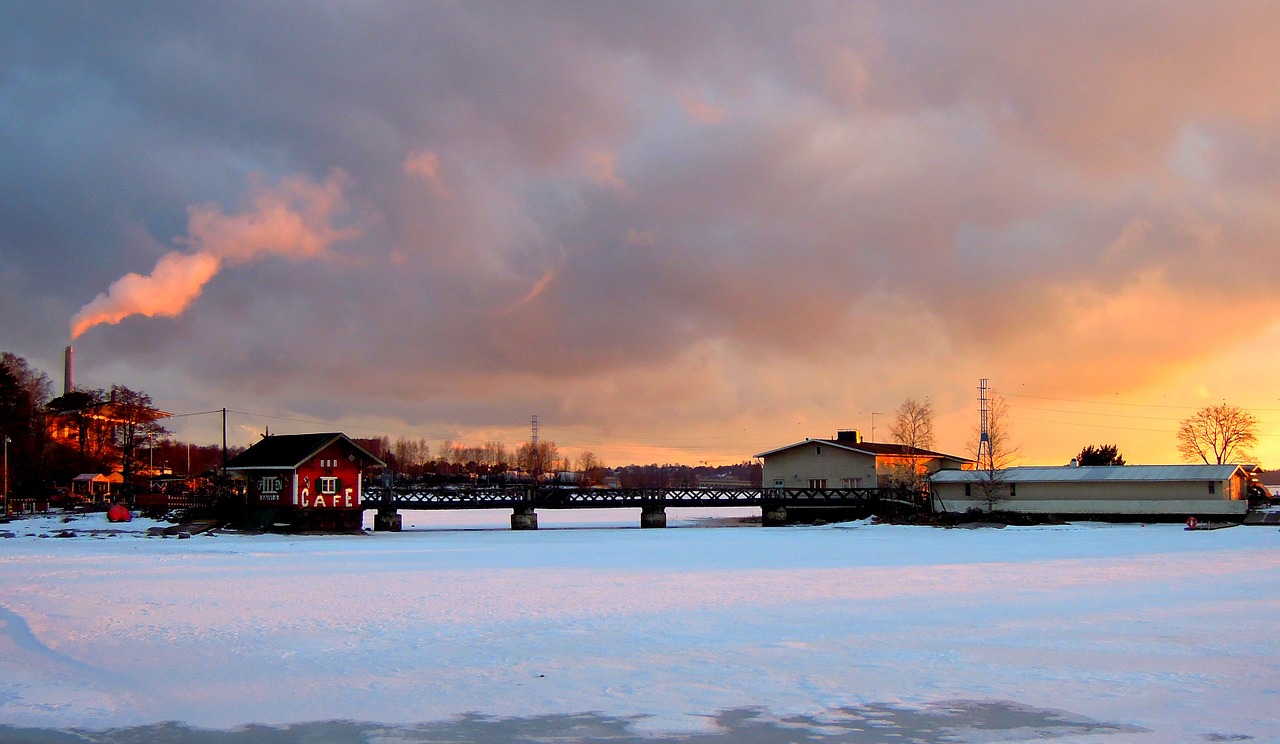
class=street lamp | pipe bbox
[3,435,10,516]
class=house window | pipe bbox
[809,479,827,489]
[1009,483,1016,497]
[815,445,822,456]
[964,483,971,497]
[319,477,339,495]
[1208,481,1215,494]
[841,477,862,488]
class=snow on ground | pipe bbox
[0,508,1278,742]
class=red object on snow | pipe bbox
[107,504,132,523]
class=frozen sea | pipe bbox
[0,508,1276,743]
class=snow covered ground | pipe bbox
[0,509,1277,742]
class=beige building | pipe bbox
[755,430,972,489]
[930,464,1251,518]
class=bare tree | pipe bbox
[1176,403,1257,465]
[968,392,1018,511]
[516,440,559,478]
[889,398,935,451]
[481,440,510,471]
[576,450,602,485]
[391,436,430,477]
[888,398,935,491]
[109,385,169,495]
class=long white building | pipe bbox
[930,464,1251,518]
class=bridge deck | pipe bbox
[366,486,924,511]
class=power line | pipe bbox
[1007,391,1280,413]
[167,408,226,418]
[1009,415,1176,434]
[1016,405,1186,422]
[1010,414,1280,437]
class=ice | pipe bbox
[1,510,1277,741]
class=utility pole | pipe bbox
[3,435,9,517]
[221,407,228,482]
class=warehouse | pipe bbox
[930,464,1251,519]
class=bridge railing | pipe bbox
[365,485,927,511]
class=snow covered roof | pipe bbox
[225,432,386,470]
[930,464,1245,483]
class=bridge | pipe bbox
[365,485,926,530]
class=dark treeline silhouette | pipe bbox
[1,350,242,500]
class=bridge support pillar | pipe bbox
[640,506,667,528]
[762,504,788,526]
[374,509,402,532]
[511,506,538,530]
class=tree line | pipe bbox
[367,432,761,488]
[0,351,220,499]
[4,346,1262,502]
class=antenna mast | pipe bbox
[977,378,993,471]
[530,415,541,479]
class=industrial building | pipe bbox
[930,464,1252,519]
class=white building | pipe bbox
[930,464,1251,518]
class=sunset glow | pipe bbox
[3,3,1278,467]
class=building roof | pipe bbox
[754,438,971,463]
[72,472,123,482]
[930,464,1244,484]
[225,432,386,470]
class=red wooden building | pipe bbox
[225,432,386,531]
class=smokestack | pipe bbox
[64,345,74,395]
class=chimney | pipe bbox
[63,345,74,396]
[836,429,862,444]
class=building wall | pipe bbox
[933,473,1249,516]
[762,444,878,488]
[246,469,294,508]
[296,442,364,509]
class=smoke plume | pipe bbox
[70,170,353,339]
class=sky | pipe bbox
[3,1,1280,467]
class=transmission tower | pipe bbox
[976,378,993,471]
[530,415,542,478]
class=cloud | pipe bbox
[582,148,627,191]
[403,150,451,197]
[4,2,1280,466]
[677,89,727,125]
[69,171,354,339]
